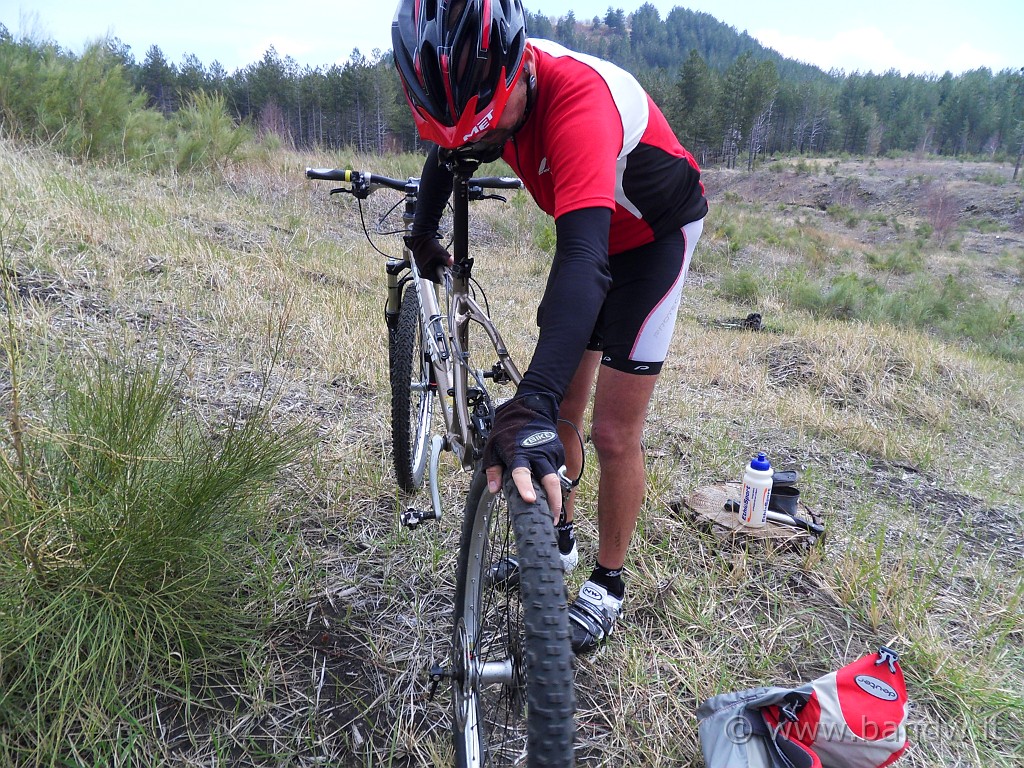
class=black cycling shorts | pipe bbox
[587,218,704,375]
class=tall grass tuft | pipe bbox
[0,327,311,764]
[174,91,253,172]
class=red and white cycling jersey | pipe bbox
[502,39,707,254]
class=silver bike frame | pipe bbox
[407,250,523,521]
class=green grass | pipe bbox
[0,262,312,765]
[826,203,860,227]
[866,245,926,275]
[705,202,833,268]
[2,141,1022,766]
[972,171,1008,186]
[773,268,1024,361]
[963,216,1007,234]
[719,267,762,304]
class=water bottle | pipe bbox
[738,452,773,527]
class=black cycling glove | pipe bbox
[482,392,564,482]
[404,232,451,283]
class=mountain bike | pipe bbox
[307,158,576,767]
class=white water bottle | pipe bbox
[738,452,773,527]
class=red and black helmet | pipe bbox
[392,0,528,148]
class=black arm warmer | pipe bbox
[411,145,454,237]
[517,206,613,403]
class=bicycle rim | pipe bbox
[452,470,575,767]
[390,286,433,492]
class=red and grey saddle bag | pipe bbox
[697,647,909,768]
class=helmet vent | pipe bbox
[448,1,467,25]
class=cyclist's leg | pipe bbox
[556,349,601,523]
[590,367,659,569]
[589,221,702,565]
[569,220,702,653]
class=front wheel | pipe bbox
[452,469,575,767]
[389,286,434,493]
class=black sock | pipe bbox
[556,520,575,555]
[589,563,624,599]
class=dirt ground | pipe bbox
[708,156,1024,232]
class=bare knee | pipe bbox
[590,418,643,465]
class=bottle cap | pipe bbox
[750,452,771,471]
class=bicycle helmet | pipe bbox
[392,0,528,149]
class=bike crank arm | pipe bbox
[428,434,444,521]
[399,434,446,529]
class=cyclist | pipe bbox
[393,0,708,655]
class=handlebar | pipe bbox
[468,176,524,191]
[305,167,523,200]
[306,168,415,197]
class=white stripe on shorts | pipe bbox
[628,217,704,363]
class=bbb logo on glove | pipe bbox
[521,431,557,448]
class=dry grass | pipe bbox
[2,139,1022,766]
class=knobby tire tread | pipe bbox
[453,469,575,767]
[389,287,429,493]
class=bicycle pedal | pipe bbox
[426,662,450,701]
[400,507,439,529]
[484,362,512,384]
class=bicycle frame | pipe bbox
[304,162,525,518]
[410,160,524,519]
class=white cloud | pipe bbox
[946,42,1011,74]
[754,26,931,75]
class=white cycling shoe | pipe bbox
[568,579,623,655]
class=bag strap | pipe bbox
[875,645,900,674]
[777,691,809,723]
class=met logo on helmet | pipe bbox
[462,108,495,143]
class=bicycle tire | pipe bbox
[389,286,434,493]
[452,468,575,767]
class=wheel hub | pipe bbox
[452,618,476,731]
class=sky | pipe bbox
[5,1,1021,77]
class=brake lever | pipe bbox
[466,187,508,203]
[330,179,371,199]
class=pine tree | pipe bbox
[138,45,178,113]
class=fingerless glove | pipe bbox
[482,392,564,483]
[403,232,451,283]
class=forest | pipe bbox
[2,4,1023,170]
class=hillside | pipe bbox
[526,4,830,80]
[709,156,1024,296]
[1,140,1022,766]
